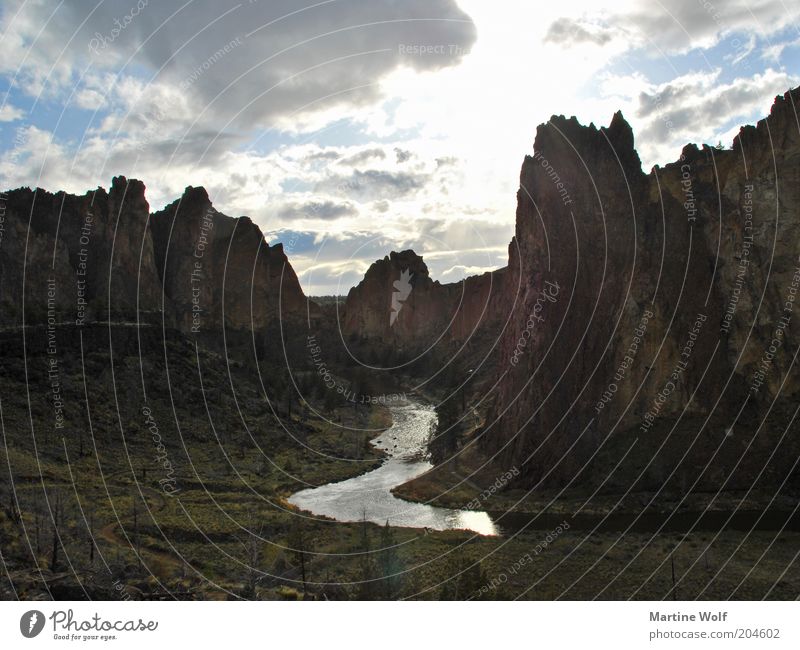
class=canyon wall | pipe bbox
[4,86,799,493]
[482,87,800,490]
[341,87,800,492]
[0,177,309,340]
[150,185,308,335]
[341,250,510,357]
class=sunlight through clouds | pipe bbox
[0,0,797,293]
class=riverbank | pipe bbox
[287,399,498,535]
[392,406,800,520]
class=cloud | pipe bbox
[0,104,24,121]
[277,200,358,221]
[340,147,386,166]
[0,0,476,129]
[635,71,721,119]
[725,33,757,66]
[317,169,430,200]
[544,0,800,54]
[438,263,502,281]
[0,0,476,207]
[73,88,107,111]
[394,147,412,163]
[302,149,341,163]
[435,156,458,168]
[0,125,75,191]
[544,17,617,47]
[2,0,798,297]
[761,34,800,62]
[265,212,512,295]
[636,68,796,148]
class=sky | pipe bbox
[0,0,798,295]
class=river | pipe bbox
[288,400,498,536]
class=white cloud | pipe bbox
[761,34,800,62]
[0,104,23,121]
[73,88,106,111]
[631,68,797,164]
[542,0,800,55]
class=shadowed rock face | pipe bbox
[150,185,308,335]
[482,87,800,490]
[0,177,308,338]
[340,87,800,492]
[3,87,799,494]
[0,177,161,327]
[341,249,510,354]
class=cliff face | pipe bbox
[340,88,800,492]
[4,87,799,493]
[0,178,308,338]
[483,87,800,490]
[150,186,308,335]
[0,177,161,327]
[342,250,509,354]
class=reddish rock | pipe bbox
[150,186,309,335]
[0,176,161,327]
[0,179,309,338]
[342,250,509,355]
[483,87,800,490]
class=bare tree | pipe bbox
[287,522,308,596]
[49,490,63,572]
[132,499,140,559]
[236,522,265,599]
[87,506,96,566]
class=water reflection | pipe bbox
[288,402,498,536]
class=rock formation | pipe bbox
[4,86,799,495]
[482,86,800,491]
[150,185,308,335]
[0,177,161,328]
[0,177,309,340]
[342,86,800,493]
[341,249,510,356]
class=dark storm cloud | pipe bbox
[435,156,458,168]
[305,150,342,162]
[394,147,412,163]
[4,0,476,129]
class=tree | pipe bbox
[430,398,460,463]
[49,490,64,572]
[456,559,487,599]
[356,509,376,599]
[132,498,140,561]
[87,505,96,566]
[378,521,402,599]
[323,386,339,413]
[287,522,309,597]
[284,386,294,419]
[439,557,487,600]
[238,525,264,599]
